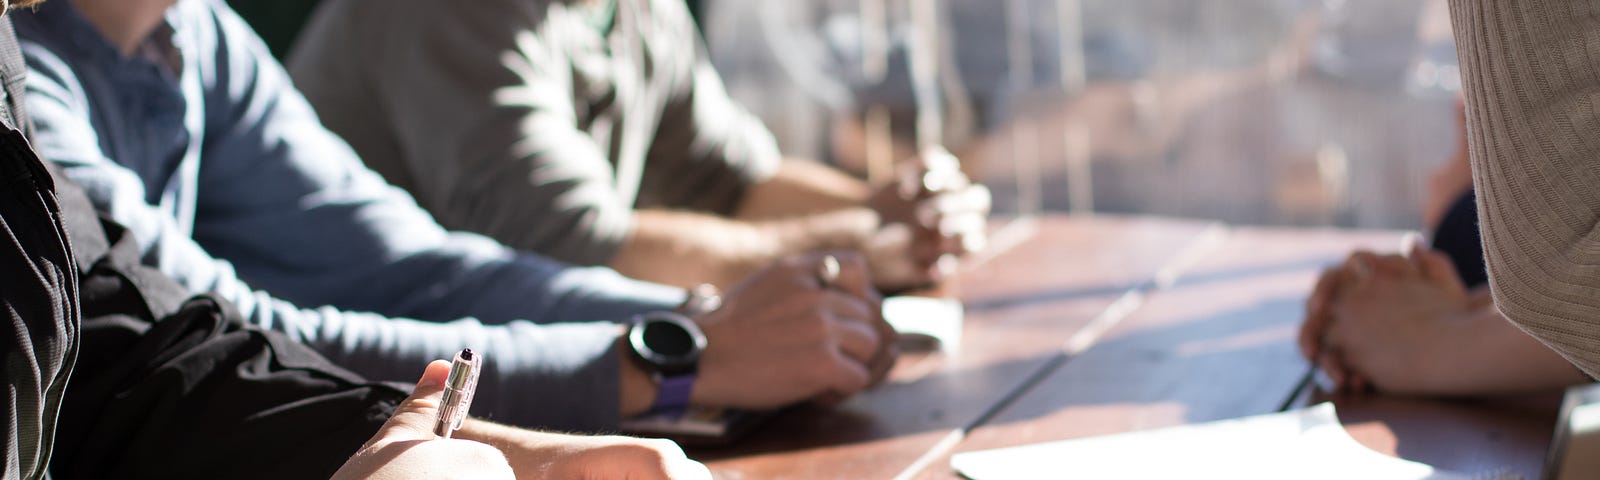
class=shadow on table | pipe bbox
[689,351,1061,461]
[965,256,1333,314]
[695,294,1316,462]
[967,295,1315,437]
[1311,389,1561,478]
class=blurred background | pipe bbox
[700,0,1460,230]
[234,0,1462,230]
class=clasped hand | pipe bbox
[864,147,991,291]
[1298,243,1476,394]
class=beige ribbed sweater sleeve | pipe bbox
[1451,0,1600,377]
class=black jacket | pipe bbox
[0,12,407,479]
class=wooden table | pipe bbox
[692,215,1561,479]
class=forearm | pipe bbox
[455,420,573,477]
[1416,305,1589,395]
[734,160,872,220]
[610,208,879,289]
[456,419,702,479]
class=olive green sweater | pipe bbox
[289,0,780,267]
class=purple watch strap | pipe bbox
[650,374,696,416]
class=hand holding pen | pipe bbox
[331,351,712,480]
[330,356,511,480]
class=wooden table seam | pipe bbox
[890,223,1232,479]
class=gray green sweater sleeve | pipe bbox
[290,0,780,267]
[1450,0,1600,377]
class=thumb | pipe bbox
[370,360,454,444]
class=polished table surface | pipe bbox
[690,215,1561,479]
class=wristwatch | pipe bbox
[627,311,707,416]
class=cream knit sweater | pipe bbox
[1452,0,1600,377]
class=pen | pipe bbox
[434,348,482,439]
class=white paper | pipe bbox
[883,296,963,354]
[952,403,1470,480]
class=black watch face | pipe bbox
[631,313,706,373]
[643,320,697,357]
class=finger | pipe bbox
[916,189,992,229]
[920,165,971,195]
[1364,253,1419,279]
[898,147,969,201]
[1318,356,1345,392]
[667,458,713,480]
[822,347,873,398]
[917,146,966,193]
[1349,372,1373,393]
[1399,232,1426,260]
[936,212,988,242]
[1342,251,1381,287]
[865,339,899,386]
[926,185,993,218]
[911,193,989,236]
[958,225,988,254]
[927,254,960,284]
[830,317,880,366]
[957,185,992,254]
[821,251,880,303]
[629,439,706,480]
[909,230,964,266]
[895,160,932,200]
[1299,267,1343,360]
[1413,247,1468,297]
[822,287,896,358]
[915,212,984,253]
[1319,348,1351,392]
[826,298,883,365]
[1399,233,1433,276]
[863,296,898,385]
[908,233,951,264]
[372,360,453,443]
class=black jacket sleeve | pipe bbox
[45,159,408,480]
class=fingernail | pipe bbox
[1400,232,1425,255]
[962,232,987,253]
[417,361,446,389]
[936,254,959,277]
[418,374,442,390]
[1351,257,1371,281]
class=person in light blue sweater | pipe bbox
[15,0,895,432]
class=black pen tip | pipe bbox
[461,348,474,360]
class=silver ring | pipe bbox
[818,255,841,289]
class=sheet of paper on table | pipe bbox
[951,403,1472,480]
[883,296,963,355]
